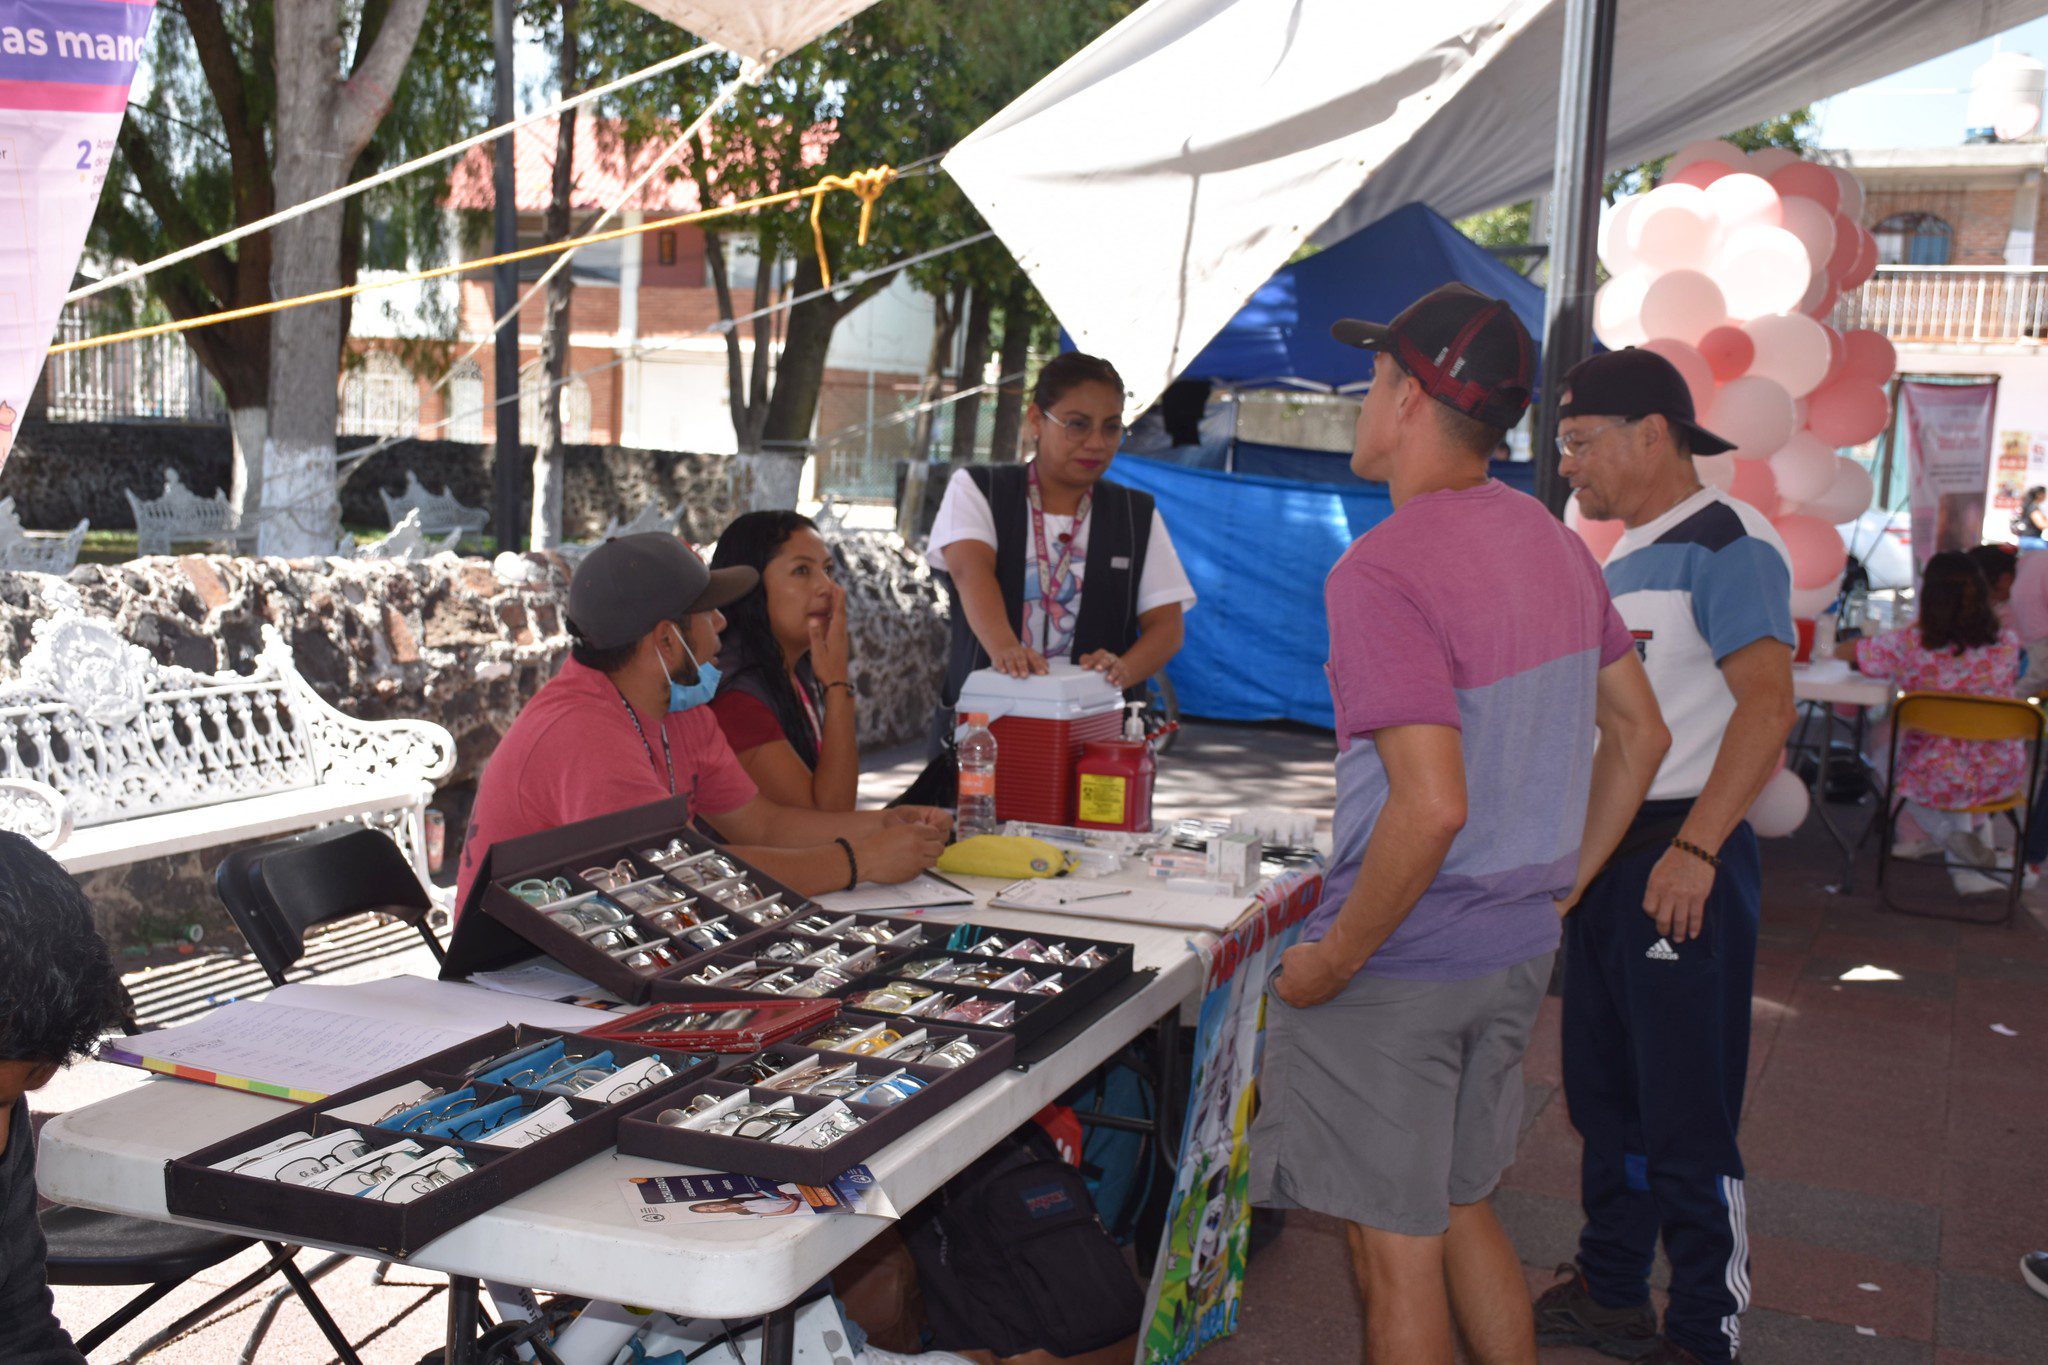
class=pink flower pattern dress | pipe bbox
[1854,626,2027,809]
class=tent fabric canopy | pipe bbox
[1178,201,1546,391]
[944,0,2048,415]
[621,0,879,64]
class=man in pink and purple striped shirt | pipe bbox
[1250,286,1670,1364]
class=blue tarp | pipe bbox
[1119,454,1538,729]
[1176,201,1547,391]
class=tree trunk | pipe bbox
[948,287,993,465]
[258,0,430,556]
[531,0,579,550]
[912,281,966,461]
[229,407,269,514]
[988,280,1034,462]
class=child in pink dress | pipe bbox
[1840,551,2024,893]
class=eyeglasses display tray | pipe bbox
[444,796,850,1004]
[645,913,940,1005]
[617,1018,1015,1185]
[166,1023,714,1257]
[825,922,1135,1049]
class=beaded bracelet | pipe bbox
[1671,838,1722,871]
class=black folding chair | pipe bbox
[216,823,446,987]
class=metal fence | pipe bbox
[1835,265,2048,345]
[43,309,228,424]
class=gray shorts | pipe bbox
[1248,952,1553,1236]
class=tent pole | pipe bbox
[1534,0,1619,517]
[491,0,524,552]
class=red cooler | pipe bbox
[955,664,1125,826]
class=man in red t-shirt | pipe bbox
[454,534,949,912]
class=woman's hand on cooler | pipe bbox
[990,642,1049,678]
[855,822,947,884]
[1078,649,1129,689]
[809,580,852,686]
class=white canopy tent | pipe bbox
[944,0,2048,415]
[621,0,881,63]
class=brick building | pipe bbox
[344,116,934,477]
[1840,142,2048,266]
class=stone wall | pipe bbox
[0,419,742,541]
[0,529,949,946]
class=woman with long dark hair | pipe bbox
[2014,485,2048,548]
[925,352,1196,747]
[1836,550,2025,892]
[707,511,861,811]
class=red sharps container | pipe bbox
[1074,727,1155,834]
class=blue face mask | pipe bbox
[667,628,721,713]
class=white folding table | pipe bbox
[1791,659,1894,890]
[37,896,1229,1363]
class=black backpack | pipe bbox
[904,1126,1144,1358]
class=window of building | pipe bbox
[339,351,413,436]
[1873,212,1953,266]
[518,361,593,444]
[657,231,677,267]
[446,359,486,443]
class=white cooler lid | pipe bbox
[957,661,1125,721]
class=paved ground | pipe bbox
[32,719,2048,1361]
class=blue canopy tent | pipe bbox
[1106,202,1546,727]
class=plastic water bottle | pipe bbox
[957,712,998,837]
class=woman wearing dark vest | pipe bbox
[707,511,862,811]
[926,352,1196,743]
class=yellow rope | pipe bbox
[808,167,894,287]
[52,164,899,355]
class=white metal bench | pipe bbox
[0,497,88,573]
[350,508,464,561]
[558,501,682,566]
[0,613,455,880]
[124,470,256,556]
[380,472,488,546]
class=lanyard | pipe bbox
[1027,463,1091,653]
[610,682,675,795]
[793,675,824,753]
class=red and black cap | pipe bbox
[1332,283,1535,429]
[1559,348,1734,455]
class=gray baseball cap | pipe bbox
[566,533,757,650]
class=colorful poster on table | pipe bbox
[1140,864,1322,1364]
[1900,378,1997,565]
[0,0,156,472]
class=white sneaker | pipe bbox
[1891,836,1941,859]
[1952,867,2006,896]
[859,1350,979,1365]
[1946,831,2001,869]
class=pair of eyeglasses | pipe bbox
[428,1095,534,1143]
[1554,417,1638,459]
[677,918,736,950]
[854,983,936,1014]
[763,1061,857,1094]
[645,905,702,933]
[855,1073,927,1107]
[787,1109,864,1148]
[699,1100,785,1137]
[584,926,653,953]
[843,923,900,946]
[1036,405,1126,443]
[726,1056,790,1085]
[615,943,678,973]
[667,853,744,886]
[845,1029,903,1057]
[510,877,573,906]
[762,938,820,963]
[580,859,639,890]
[371,1153,474,1203]
[547,1058,672,1098]
[231,1131,369,1180]
[944,998,1015,1027]
[732,1109,805,1141]
[314,1142,429,1193]
[891,1035,979,1068]
[547,899,630,933]
[618,883,691,914]
[383,1088,481,1133]
[656,1094,725,1127]
[790,913,838,936]
[499,1047,596,1088]
[804,1021,869,1048]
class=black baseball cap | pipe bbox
[1560,348,1734,455]
[1331,283,1536,428]
[566,533,757,650]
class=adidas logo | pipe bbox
[1646,938,1680,961]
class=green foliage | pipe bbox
[1458,200,1534,250]
[1604,107,1817,202]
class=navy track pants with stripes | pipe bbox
[1561,816,1758,1362]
